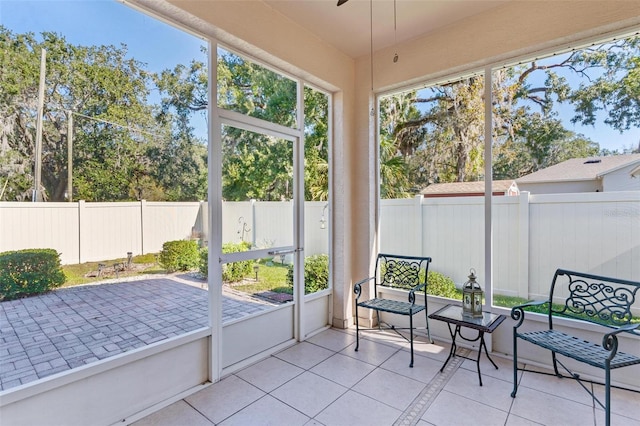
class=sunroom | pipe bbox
[1,1,638,425]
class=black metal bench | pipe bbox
[354,253,433,367]
[511,269,640,426]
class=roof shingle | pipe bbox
[515,154,640,183]
[420,179,515,195]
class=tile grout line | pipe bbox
[393,348,470,426]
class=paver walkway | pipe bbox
[0,276,278,391]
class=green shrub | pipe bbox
[221,242,253,282]
[199,248,208,277]
[0,249,66,301]
[159,240,200,272]
[427,270,458,299]
[199,242,253,282]
[287,254,329,294]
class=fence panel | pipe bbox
[305,202,329,257]
[253,201,293,250]
[0,202,80,264]
[491,197,522,296]
[380,198,421,256]
[220,201,328,257]
[420,197,485,286]
[528,191,640,300]
[79,202,142,263]
[221,202,254,246]
[143,202,202,254]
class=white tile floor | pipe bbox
[134,328,640,426]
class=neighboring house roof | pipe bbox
[516,154,640,184]
[420,180,518,197]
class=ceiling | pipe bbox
[263,0,510,59]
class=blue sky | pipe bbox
[1,0,209,137]
[0,0,206,74]
[2,0,638,152]
[527,55,640,153]
[414,57,640,153]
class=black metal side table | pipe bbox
[428,304,506,386]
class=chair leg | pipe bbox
[605,364,611,426]
[511,333,519,398]
[355,304,359,352]
[409,314,414,368]
[424,303,433,343]
[552,352,560,376]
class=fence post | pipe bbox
[251,199,256,247]
[140,200,146,255]
[198,200,208,246]
[78,200,85,264]
[518,191,530,298]
[415,195,423,256]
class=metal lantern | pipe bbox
[462,268,483,318]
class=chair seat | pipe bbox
[517,329,640,369]
[357,297,425,316]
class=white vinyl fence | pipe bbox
[0,200,329,264]
[380,191,640,300]
[1,191,637,301]
[0,201,204,264]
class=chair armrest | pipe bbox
[413,282,426,292]
[407,282,427,305]
[608,322,640,336]
[511,300,547,328]
[602,323,640,359]
[354,277,375,301]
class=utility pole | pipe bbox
[67,110,73,202]
[33,48,46,202]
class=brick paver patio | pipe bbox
[0,276,278,391]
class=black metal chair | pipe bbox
[354,253,433,367]
[511,269,640,426]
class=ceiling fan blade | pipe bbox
[337,0,349,6]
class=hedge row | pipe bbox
[287,254,329,294]
[0,249,66,301]
[198,242,253,282]
[158,240,200,273]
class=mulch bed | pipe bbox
[254,291,293,303]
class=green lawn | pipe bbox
[62,253,164,287]
[231,262,291,294]
[61,256,291,296]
